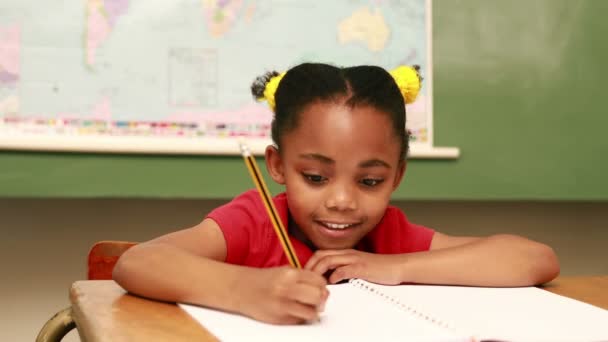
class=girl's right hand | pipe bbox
[235,266,329,325]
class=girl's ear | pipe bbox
[392,160,407,190]
[265,145,286,184]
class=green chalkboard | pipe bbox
[1,0,607,200]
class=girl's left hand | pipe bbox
[304,249,405,285]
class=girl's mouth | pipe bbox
[319,221,358,230]
[316,220,362,233]
[312,220,366,245]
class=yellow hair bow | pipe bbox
[389,66,422,104]
[262,72,286,111]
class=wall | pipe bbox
[1,0,608,200]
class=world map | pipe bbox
[0,0,431,153]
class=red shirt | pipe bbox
[207,189,434,267]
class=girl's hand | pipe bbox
[236,266,329,325]
[305,249,405,285]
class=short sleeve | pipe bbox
[206,190,267,265]
[361,206,435,254]
[400,221,435,252]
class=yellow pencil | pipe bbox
[239,141,301,268]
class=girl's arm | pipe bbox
[113,219,239,309]
[113,219,328,324]
[306,233,560,287]
[402,233,560,286]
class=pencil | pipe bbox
[239,141,301,268]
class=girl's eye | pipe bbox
[361,178,384,187]
[303,173,327,184]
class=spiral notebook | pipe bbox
[179,279,608,342]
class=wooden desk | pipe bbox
[541,275,608,309]
[70,276,608,342]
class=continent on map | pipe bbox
[201,0,243,37]
[337,7,390,52]
[0,25,20,87]
[85,0,129,67]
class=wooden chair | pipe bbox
[86,240,137,280]
[36,241,137,342]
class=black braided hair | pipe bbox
[251,71,280,100]
[250,63,414,159]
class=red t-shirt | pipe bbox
[207,189,434,267]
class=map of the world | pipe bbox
[0,0,435,155]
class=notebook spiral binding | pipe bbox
[348,279,456,331]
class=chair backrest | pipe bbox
[37,240,138,342]
[87,240,137,280]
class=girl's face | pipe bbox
[266,100,405,250]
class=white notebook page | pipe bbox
[179,282,467,342]
[361,280,608,342]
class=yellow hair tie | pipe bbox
[389,66,421,104]
[263,72,286,111]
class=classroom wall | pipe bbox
[1,0,608,200]
[2,199,607,341]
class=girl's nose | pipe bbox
[324,185,358,211]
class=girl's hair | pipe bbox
[251,63,421,159]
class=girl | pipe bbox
[113,63,560,325]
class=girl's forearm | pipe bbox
[395,234,560,287]
[112,242,247,313]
